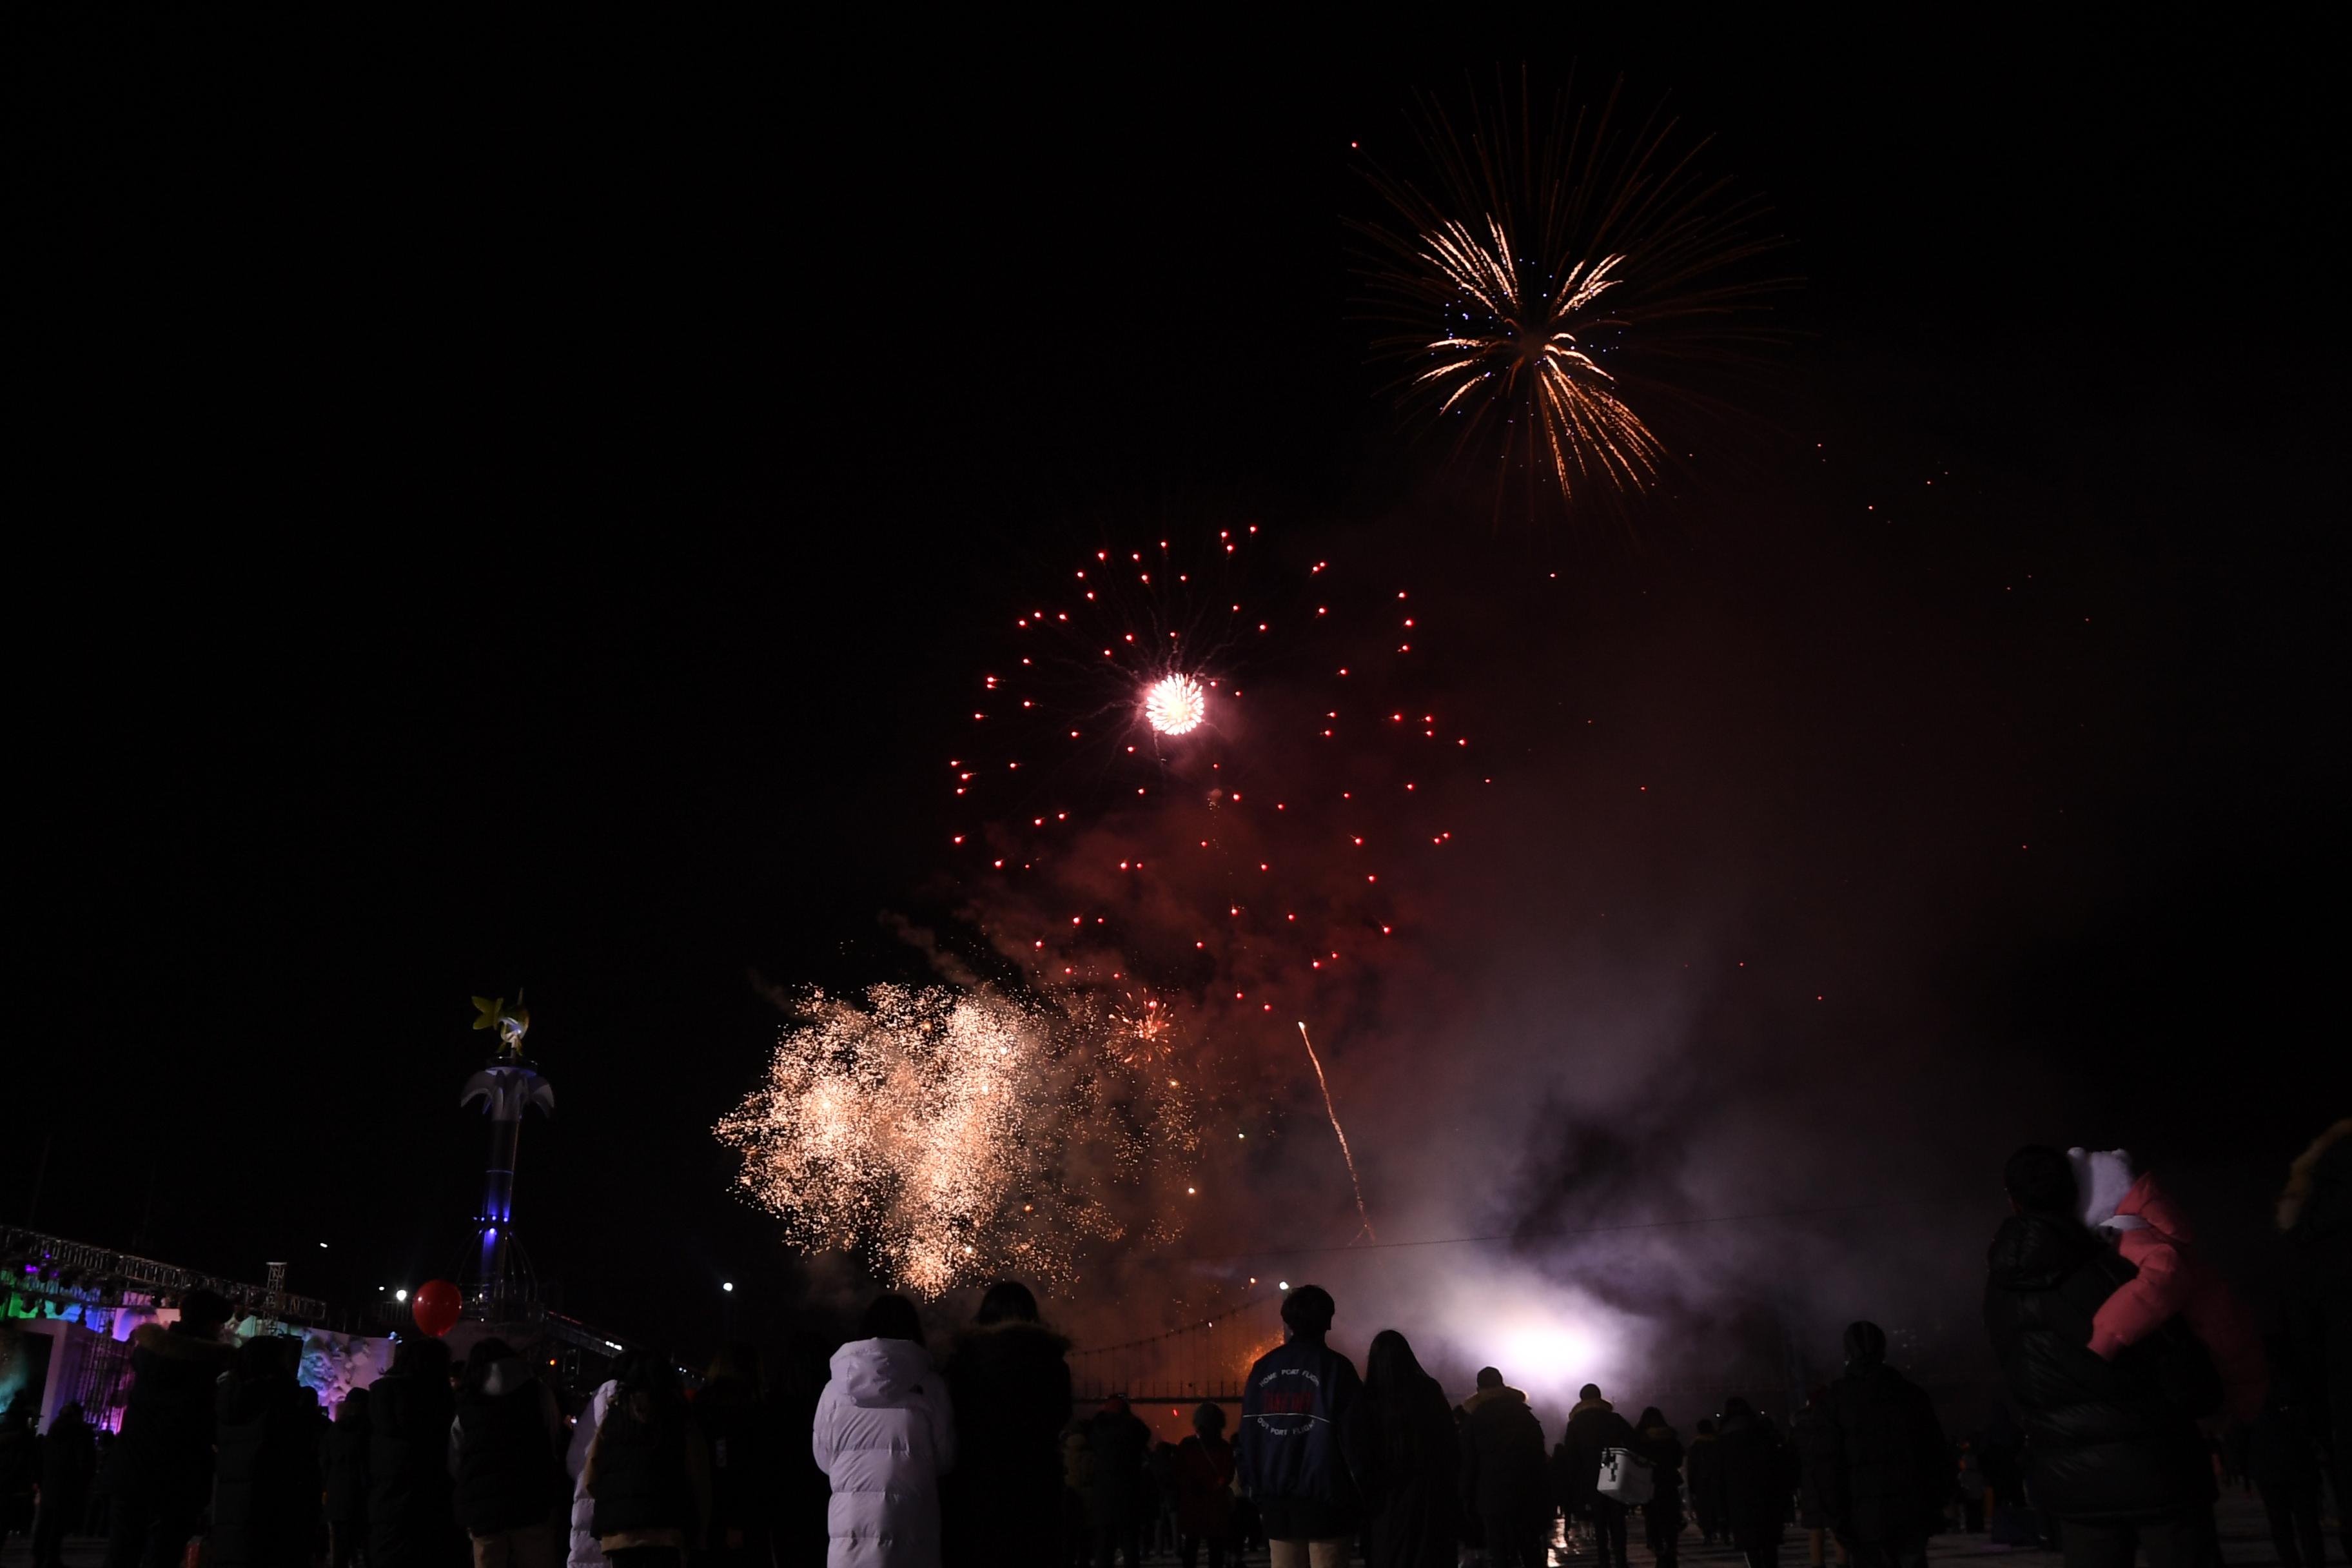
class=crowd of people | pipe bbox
[0,1126,2339,1568]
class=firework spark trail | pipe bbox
[1298,1021,1375,1243]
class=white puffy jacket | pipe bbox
[812,1337,956,1568]
[565,1378,619,1568]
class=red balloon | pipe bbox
[411,1279,462,1337]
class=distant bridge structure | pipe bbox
[1068,1288,1284,1406]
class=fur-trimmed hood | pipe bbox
[1459,1383,1528,1416]
[2279,1118,2352,1234]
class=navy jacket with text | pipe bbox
[1237,1333,1364,1509]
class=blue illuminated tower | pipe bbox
[458,995,554,1318]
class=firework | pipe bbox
[945,529,1475,1244]
[1146,672,1207,735]
[1353,71,1790,516]
[716,983,1197,1293]
[954,529,1476,1038]
[1412,220,1663,495]
[1298,1022,1375,1242]
[724,527,1476,1286]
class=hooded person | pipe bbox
[1456,1367,1549,1568]
[104,1288,237,1568]
[1340,1330,1458,1568]
[32,1399,97,1568]
[2275,1119,2351,1562]
[1236,1284,1363,1567]
[1631,1407,1685,1568]
[812,1293,954,1568]
[209,1335,324,1568]
[1556,1383,1638,1568]
[1821,1322,1948,1568]
[1715,1398,1796,1568]
[1984,1144,2215,1568]
[2068,1147,2266,1421]
[452,1335,568,1560]
[369,1333,467,1568]
[941,1281,1071,1568]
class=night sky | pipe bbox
[14,16,2344,1375]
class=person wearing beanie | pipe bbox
[1236,1286,1362,1567]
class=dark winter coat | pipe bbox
[2279,1128,2351,1493]
[1554,1396,1636,1508]
[210,1366,324,1568]
[1632,1422,1682,1508]
[1084,1404,1153,1518]
[369,1369,465,1568]
[455,1357,564,1534]
[1341,1372,1458,1568]
[589,1391,703,1538]
[1823,1363,1949,1540]
[1715,1413,1796,1544]
[326,1401,371,1525]
[1684,1431,1726,1522]
[765,1369,834,1568]
[38,1411,98,1509]
[111,1322,235,1513]
[941,1320,1072,1566]
[0,1404,36,1518]
[1983,1211,2214,1523]
[1173,1435,1236,1540]
[2247,1380,2321,1490]
[1237,1334,1364,1528]
[1457,1386,1549,1538]
[1790,1404,1838,1527]
[692,1375,774,1553]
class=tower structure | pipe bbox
[458,994,554,1319]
